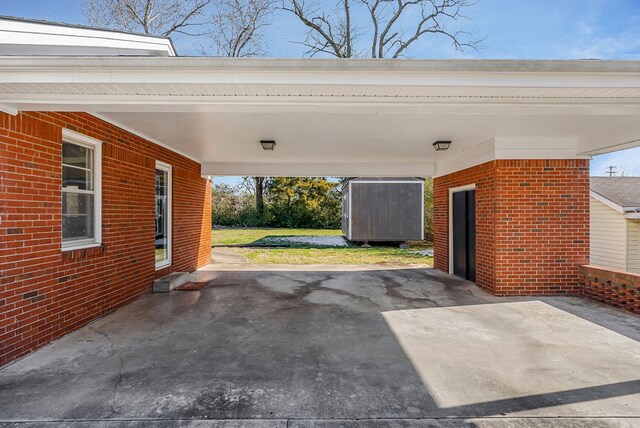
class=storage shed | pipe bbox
[590,177,640,274]
[342,177,424,243]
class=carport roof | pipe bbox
[1,56,640,177]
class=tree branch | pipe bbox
[283,0,350,58]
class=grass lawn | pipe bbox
[220,247,432,265]
[211,228,433,265]
[212,227,341,246]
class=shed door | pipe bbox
[452,190,476,282]
[342,190,349,238]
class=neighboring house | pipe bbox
[590,177,640,273]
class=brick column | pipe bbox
[434,159,590,295]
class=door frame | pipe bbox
[448,184,476,275]
[155,160,172,270]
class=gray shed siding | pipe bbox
[343,179,424,242]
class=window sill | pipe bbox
[62,244,105,260]
[155,261,172,271]
[63,242,101,251]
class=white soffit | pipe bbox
[0,16,175,57]
[1,57,640,176]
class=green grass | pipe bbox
[212,227,341,246]
[155,249,167,263]
[211,227,432,265]
[220,246,432,265]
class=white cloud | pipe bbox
[564,30,640,60]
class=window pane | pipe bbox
[63,165,93,190]
[62,193,94,241]
[155,168,169,264]
[62,142,92,169]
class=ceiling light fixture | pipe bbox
[433,140,451,151]
[260,140,276,151]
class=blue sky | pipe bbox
[2,0,639,183]
[4,0,640,60]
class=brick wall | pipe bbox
[0,111,212,366]
[434,159,590,295]
[579,265,640,315]
[433,161,497,293]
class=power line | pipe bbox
[606,165,617,177]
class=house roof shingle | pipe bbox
[590,177,640,211]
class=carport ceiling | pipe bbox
[1,58,640,177]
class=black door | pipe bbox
[452,190,476,282]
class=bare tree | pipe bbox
[209,0,276,57]
[283,0,481,58]
[83,0,211,37]
[206,1,275,214]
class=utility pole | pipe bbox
[606,165,617,177]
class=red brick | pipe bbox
[434,159,589,296]
[579,265,640,314]
[0,111,212,366]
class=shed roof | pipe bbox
[591,177,640,211]
[348,177,424,182]
[342,177,424,190]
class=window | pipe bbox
[61,129,102,250]
[155,161,172,269]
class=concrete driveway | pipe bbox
[1,263,639,427]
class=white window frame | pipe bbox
[155,161,172,270]
[448,183,476,275]
[61,129,102,251]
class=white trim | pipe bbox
[0,17,175,57]
[62,242,102,252]
[435,139,496,178]
[61,128,102,250]
[579,139,640,157]
[202,162,435,178]
[348,181,353,241]
[448,184,476,275]
[0,103,17,115]
[625,212,640,219]
[590,191,625,214]
[421,180,425,241]
[155,160,172,270]
[62,128,102,147]
[2,57,640,83]
[91,113,199,163]
[578,119,640,156]
[434,137,589,178]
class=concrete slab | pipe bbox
[1,419,639,427]
[0,265,638,426]
[289,419,640,428]
[383,301,640,417]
